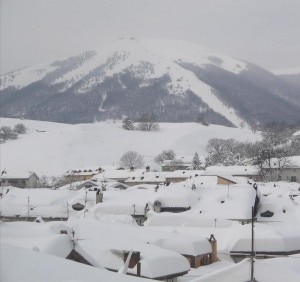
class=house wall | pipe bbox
[165,177,188,183]
[183,253,211,268]
[28,174,39,188]
[1,175,39,188]
[65,174,94,183]
[217,177,235,186]
[1,179,26,188]
[233,174,263,182]
[279,168,300,183]
[125,181,162,187]
[162,166,190,172]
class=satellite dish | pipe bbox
[72,203,85,211]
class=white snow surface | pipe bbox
[1,187,98,218]
[191,257,300,282]
[0,118,260,176]
[69,219,191,278]
[0,63,57,90]
[1,243,148,282]
[1,221,73,257]
[272,67,300,75]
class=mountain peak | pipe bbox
[1,39,299,127]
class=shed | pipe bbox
[0,171,39,188]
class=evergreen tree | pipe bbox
[192,152,202,170]
[122,118,135,130]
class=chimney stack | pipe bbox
[96,189,103,203]
[209,234,218,263]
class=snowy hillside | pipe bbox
[0,39,247,90]
[1,38,299,126]
[0,118,260,176]
[272,67,300,75]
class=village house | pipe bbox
[279,166,300,182]
[161,159,192,172]
[204,165,263,182]
[164,170,199,184]
[0,171,39,188]
[271,156,300,183]
[64,166,104,182]
[64,165,125,183]
[124,172,165,186]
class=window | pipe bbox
[291,176,297,182]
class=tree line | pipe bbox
[122,113,160,131]
[0,124,27,143]
[205,122,300,181]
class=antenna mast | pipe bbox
[250,206,256,282]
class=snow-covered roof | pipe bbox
[230,222,300,254]
[1,221,73,258]
[64,166,103,176]
[1,187,98,218]
[70,219,190,278]
[1,243,149,282]
[261,156,300,169]
[191,257,300,282]
[0,171,38,179]
[204,165,260,176]
[124,172,165,184]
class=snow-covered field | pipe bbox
[0,118,260,176]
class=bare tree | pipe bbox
[137,113,159,131]
[14,123,27,134]
[0,126,18,143]
[196,113,209,126]
[155,150,176,164]
[255,147,291,182]
[119,151,144,169]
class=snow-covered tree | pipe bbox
[205,138,243,166]
[261,122,295,147]
[192,152,202,170]
[0,126,18,143]
[137,113,159,131]
[120,151,144,169]
[196,113,209,126]
[155,150,176,164]
[122,118,135,130]
[14,123,27,134]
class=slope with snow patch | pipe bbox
[0,118,260,176]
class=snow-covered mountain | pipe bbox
[272,67,300,90]
[1,38,300,126]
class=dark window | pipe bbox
[291,176,297,182]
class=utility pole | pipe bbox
[249,206,256,282]
[84,191,88,218]
[66,202,69,219]
[27,196,30,221]
[133,204,136,215]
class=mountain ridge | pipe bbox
[1,38,300,126]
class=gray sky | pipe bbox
[1,0,300,74]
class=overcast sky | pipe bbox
[1,0,300,74]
